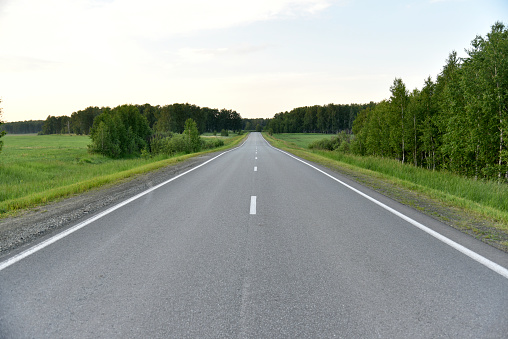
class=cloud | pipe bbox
[0,56,61,73]
[0,0,341,121]
[0,0,335,71]
[103,0,335,38]
[173,44,271,64]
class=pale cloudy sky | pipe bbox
[0,0,506,122]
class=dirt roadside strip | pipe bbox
[1,141,507,261]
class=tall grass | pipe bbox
[316,151,508,214]
[272,133,330,148]
[0,133,246,214]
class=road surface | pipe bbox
[1,132,507,338]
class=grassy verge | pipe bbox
[271,133,330,148]
[264,133,508,251]
[0,133,247,216]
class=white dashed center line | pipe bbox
[250,196,257,215]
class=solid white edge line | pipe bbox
[250,196,257,215]
[262,136,508,280]
[0,139,249,272]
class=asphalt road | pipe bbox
[1,132,508,338]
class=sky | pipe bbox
[0,0,506,122]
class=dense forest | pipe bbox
[243,118,269,132]
[267,103,376,134]
[38,103,242,136]
[0,120,44,134]
[3,113,266,135]
[347,22,507,180]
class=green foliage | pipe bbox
[220,129,229,136]
[34,103,243,137]
[272,133,332,148]
[0,120,44,134]
[152,104,241,134]
[202,137,224,149]
[88,105,152,158]
[243,118,268,132]
[267,103,375,134]
[183,118,201,153]
[308,131,353,151]
[350,22,508,181]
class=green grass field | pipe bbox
[272,133,330,148]
[0,133,245,215]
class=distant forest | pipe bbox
[32,103,242,136]
[266,103,376,134]
[0,120,44,134]
[2,107,268,135]
[0,103,244,135]
[2,115,269,136]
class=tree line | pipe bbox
[0,120,44,134]
[266,103,376,134]
[242,118,269,132]
[84,103,242,158]
[39,103,242,136]
[348,22,507,180]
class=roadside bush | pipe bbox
[183,118,201,153]
[308,131,353,152]
[89,105,151,158]
[308,138,336,151]
[220,129,229,136]
[150,132,173,155]
[169,134,186,153]
[150,133,187,156]
[202,138,224,150]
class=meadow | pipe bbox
[271,133,330,148]
[0,133,244,215]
